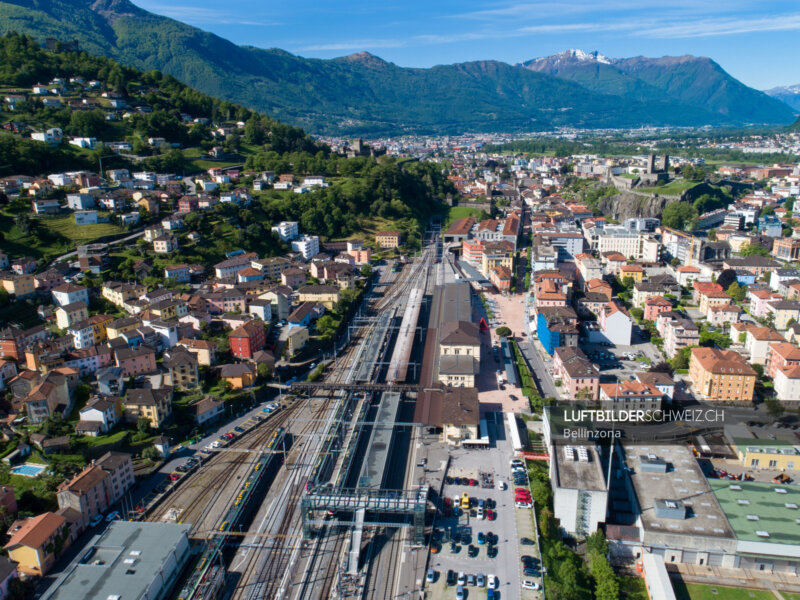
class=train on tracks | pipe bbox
[177,427,289,600]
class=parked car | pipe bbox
[105,510,120,522]
[89,514,104,527]
[426,568,436,583]
[522,580,541,590]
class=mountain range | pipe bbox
[765,84,800,112]
[0,0,797,135]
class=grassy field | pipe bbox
[673,581,775,600]
[37,214,125,242]
[444,205,487,228]
[619,576,650,600]
[638,180,699,196]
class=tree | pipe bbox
[137,417,150,435]
[726,281,747,302]
[740,244,771,257]
[662,201,698,230]
[142,446,161,461]
[496,326,512,338]
[716,269,738,291]
[360,264,373,278]
[764,397,785,419]
[670,346,693,370]
[257,362,272,380]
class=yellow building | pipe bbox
[123,388,173,428]
[88,314,113,342]
[618,264,644,284]
[480,242,514,278]
[297,285,340,309]
[286,326,309,355]
[102,281,146,307]
[4,512,68,577]
[689,347,756,402]
[1,273,35,298]
[731,438,800,471]
[375,230,402,249]
[55,302,89,329]
[106,316,141,340]
[220,363,257,389]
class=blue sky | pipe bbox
[131,0,800,89]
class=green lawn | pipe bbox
[673,581,775,600]
[444,205,487,228]
[37,214,125,242]
[638,180,699,196]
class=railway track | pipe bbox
[229,335,367,600]
[148,406,297,529]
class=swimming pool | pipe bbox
[11,463,47,477]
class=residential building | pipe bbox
[644,296,672,322]
[0,273,35,299]
[177,338,217,366]
[286,326,309,355]
[537,306,580,355]
[115,345,157,377]
[164,349,199,389]
[4,513,68,577]
[297,284,340,309]
[51,283,88,308]
[77,397,119,435]
[635,371,675,401]
[270,221,298,241]
[765,341,800,380]
[192,396,225,425]
[595,302,632,346]
[745,326,787,364]
[689,347,757,402]
[766,300,800,331]
[124,388,173,428]
[291,235,320,260]
[375,230,402,248]
[489,265,512,294]
[707,303,743,326]
[220,363,257,389]
[619,264,644,284]
[553,346,599,401]
[699,290,732,317]
[596,232,659,262]
[660,313,700,358]
[152,234,178,254]
[599,380,663,413]
[55,301,88,329]
[229,320,266,359]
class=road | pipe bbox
[48,228,146,267]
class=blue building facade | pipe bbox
[537,312,561,355]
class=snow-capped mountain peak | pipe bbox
[535,49,611,65]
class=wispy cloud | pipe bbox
[132,2,277,26]
[637,14,800,38]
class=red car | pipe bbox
[487,509,496,521]
[516,492,532,500]
[444,497,452,506]
[468,479,478,486]
[225,432,235,439]
[169,473,181,481]
[514,488,529,494]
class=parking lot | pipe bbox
[424,415,543,600]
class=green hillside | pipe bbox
[0,0,795,135]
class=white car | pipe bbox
[496,481,506,491]
[515,501,532,509]
[522,580,541,590]
[487,574,497,590]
